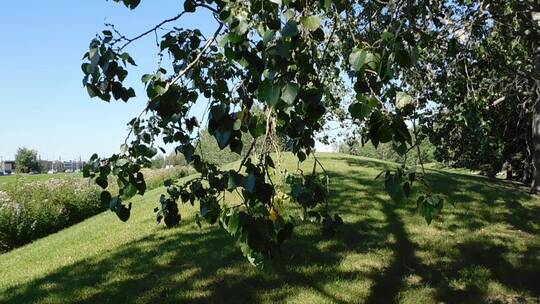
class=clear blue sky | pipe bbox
[0,1,215,161]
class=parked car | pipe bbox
[0,172,4,176]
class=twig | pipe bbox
[238,138,257,171]
[124,24,223,144]
[118,12,187,51]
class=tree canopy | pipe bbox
[81,0,540,266]
[15,147,40,174]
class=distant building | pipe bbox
[39,160,52,172]
[1,158,85,174]
[1,161,15,173]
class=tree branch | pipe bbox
[238,139,257,171]
[165,23,223,91]
[118,12,187,51]
[126,23,224,143]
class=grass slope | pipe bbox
[0,153,539,304]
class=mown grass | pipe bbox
[0,153,538,303]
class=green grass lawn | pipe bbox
[0,153,538,303]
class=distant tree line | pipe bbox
[339,136,436,167]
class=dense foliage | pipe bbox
[81,0,539,266]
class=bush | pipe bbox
[0,166,194,252]
[0,178,102,251]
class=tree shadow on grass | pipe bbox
[331,157,540,301]
[1,169,398,303]
[2,157,540,303]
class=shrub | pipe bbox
[0,178,102,251]
[0,166,194,252]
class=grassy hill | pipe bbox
[0,153,538,304]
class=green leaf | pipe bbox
[123,183,138,199]
[115,158,129,167]
[245,174,256,193]
[301,16,321,31]
[120,144,129,155]
[382,31,394,41]
[100,191,112,205]
[109,197,120,211]
[233,119,242,131]
[141,74,153,83]
[138,145,158,158]
[184,0,196,12]
[120,52,137,66]
[227,32,243,44]
[83,165,92,178]
[258,79,281,107]
[262,30,276,46]
[227,171,239,191]
[121,0,141,9]
[95,176,108,189]
[349,102,371,121]
[349,48,367,71]
[226,210,241,236]
[392,140,407,156]
[86,85,98,98]
[281,20,298,38]
[379,125,393,143]
[281,83,298,105]
[215,129,232,150]
[417,195,443,225]
[365,52,380,70]
[230,138,243,154]
[392,116,412,144]
[249,115,266,138]
[396,91,413,109]
[323,0,334,10]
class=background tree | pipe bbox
[408,1,540,187]
[15,147,40,173]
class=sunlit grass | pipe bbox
[0,153,538,303]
